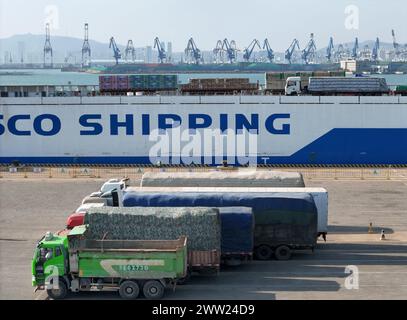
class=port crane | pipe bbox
[243,39,261,62]
[351,37,359,59]
[392,29,400,55]
[263,39,274,63]
[213,40,224,63]
[301,33,317,64]
[222,39,238,63]
[109,37,121,65]
[81,23,91,67]
[371,38,380,61]
[285,39,300,64]
[43,23,53,68]
[125,40,136,62]
[185,38,203,64]
[154,37,167,63]
[326,37,334,62]
[64,52,76,65]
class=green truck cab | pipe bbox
[32,226,188,300]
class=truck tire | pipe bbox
[143,280,165,300]
[275,245,292,261]
[119,281,140,300]
[255,245,273,260]
[47,280,68,300]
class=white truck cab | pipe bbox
[285,77,302,96]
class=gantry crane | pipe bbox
[243,39,261,62]
[81,23,91,67]
[222,39,238,63]
[213,40,224,63]
[125,40,136,62]
[392,29,400,55]
[372,38,380,61]
[301,33,317,64]
[109,37,121,65]
[351,37,359,59]
[154,37,167,63]
[285,39,300,64]
[43,23,53,68]
[326,37,334,62]
[185,38,203,64]
[263,39,274,63]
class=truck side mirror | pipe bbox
[45,251,53,260]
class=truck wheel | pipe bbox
[275,245,292,261]
[255,245,273,260]
[143,280,165,300]
[47,280,68,300]
[119,281,140,300]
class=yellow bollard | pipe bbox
[368,223,374,234]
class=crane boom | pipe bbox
[243,39,261,62]
[351,37,359,59]
[125,40,136,62]
[154,37,167,63]
[285,39,300,64]
[222,39,238,63]
[372,38,380,61]
[326,37,334,61]
[109,37,121,65]
[263,39,274,63]
[185,38,203,64]
[301,33,317,64]
[82,23,91,67]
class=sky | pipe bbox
[0,0,406,51]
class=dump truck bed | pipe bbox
[67,227,187,280]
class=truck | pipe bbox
[265,71,345,94]
[122,191,318,261]
[66,207,254,266]
[84,207,222,276]
[285,76,390,96]
[32,226,188,300]
[140,170,306,188]
[219,207,254,265]
[124,187,328,239]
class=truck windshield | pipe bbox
[287,81,296,86]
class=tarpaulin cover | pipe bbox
[84,207,221,251]
[219,207,254,254]
[123,192,316,219]
[140,171,305,188]
[123,192,318,247]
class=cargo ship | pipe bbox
[1,74,406,166]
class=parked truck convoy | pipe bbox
[32,226,188,300]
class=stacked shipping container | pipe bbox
[99,74,178,92]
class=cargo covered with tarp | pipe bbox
[122,192,318,249]
[219,207,254,255]
[308,77,389,94]
[140,171,305,188]
[83,207,221,252]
